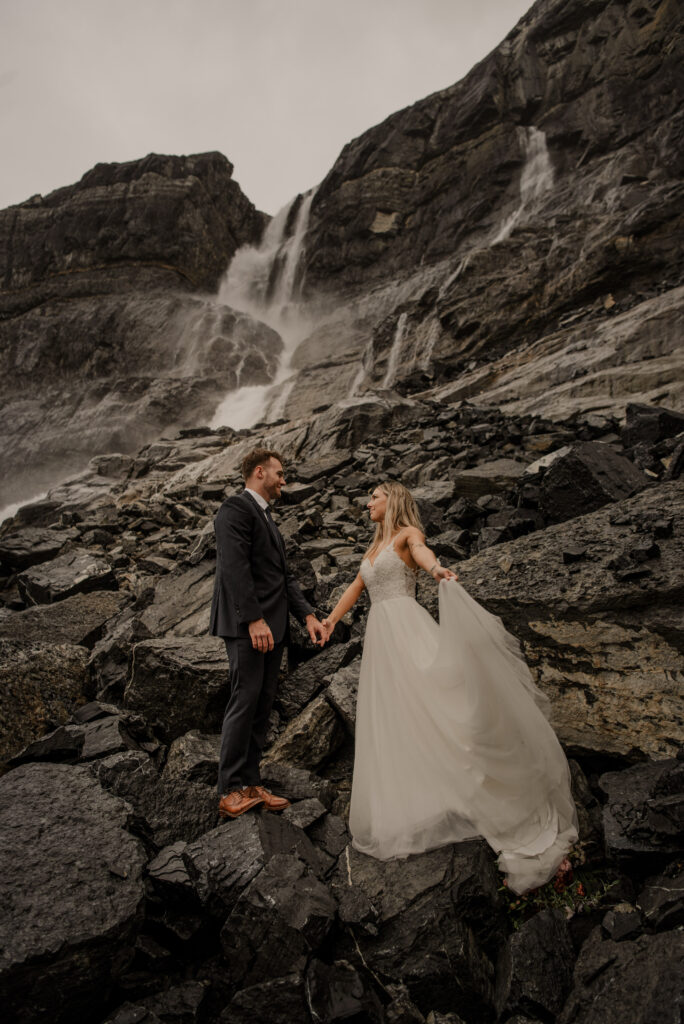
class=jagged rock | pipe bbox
[304,958,384,1023]
[146,842,195,903]
[103,983,207,1024]
[599,758,684,869]
[92,749,218,847]
[601,902,643,942]
[621,403,684,449]
[306,397,421,457]
[495,909,575,1021]
[275,638,361,719]
[259,760,337,808]
[219,972,310,1024]
[0,589,129,646]
[0,763,146,1024]
[9,708,155,767]
[540,442,649,523]
[307,812,350,858]
[162,729,221,786]
[220,853,337,988]
[0,639,88,764]
[636,868,684,932]
[16,547,118,604]
[385,984,427,1023]
[455,482,684,759]
[265,693,345,771]
[88,609,154,701]
[0,526,79,570]
[182,812,326,916]
[124,636,228,742]
[557,926,684,1024]
[282,797,328,831]
[325,660,361,734]
[331,839,503,1018]
[137,562,216,637]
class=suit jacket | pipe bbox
[209,490,314,642]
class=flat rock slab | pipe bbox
[0,526,80,571]
[0,763,146,1024]
[0,639,88,764]
[17,547,117,604]
[0,590,129,647]
[453,459,528,499]
[138,561,215,637]
[124,635,228,742]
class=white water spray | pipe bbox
[382,313,409,389]
[210,189,317,429]
[492,126,554,244]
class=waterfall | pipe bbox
[492,126,553,244]
[382,313,409,389]
[210,188,316,429]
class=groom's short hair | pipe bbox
[241,447,284,481]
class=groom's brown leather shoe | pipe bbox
[246,785,290,811]
[218,787,265,818]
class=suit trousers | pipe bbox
[218,636,285,795]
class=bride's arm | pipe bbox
[321,573,366,635]
[403,527,458,581]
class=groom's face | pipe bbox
[259,457,286,501]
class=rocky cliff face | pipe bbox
[283,0,683,423]
[0,152,276,508]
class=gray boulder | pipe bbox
[599,758,684,869]
[0,526,79,571]
[0,590,129,646]
[495,909,575,1021]
[0,763,146,1024]
[265,693,345,771]
[540,442,649,523]
[162,729,222,786]
[124,635,229,741]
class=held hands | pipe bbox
[248,618,275,653]
[305,614,329,648]
[320,618,335,643]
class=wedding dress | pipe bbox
[348,539,579,894]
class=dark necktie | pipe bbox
[263,505,282,547]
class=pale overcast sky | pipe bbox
[1,0,532,215]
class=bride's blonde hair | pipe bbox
[366,480,424,557]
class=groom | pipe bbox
[209,447,327,819]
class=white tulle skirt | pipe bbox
[348,581,579,894]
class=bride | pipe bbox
[321,480,578,895]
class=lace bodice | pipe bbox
[360,541,417,604]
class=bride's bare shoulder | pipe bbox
[396,525,425,547]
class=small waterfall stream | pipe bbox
[492,126,554,244]
[210,189,316,429]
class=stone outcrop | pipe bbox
[0,153,277,508]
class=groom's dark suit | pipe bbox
[209,490,314,795]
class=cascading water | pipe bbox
[492,126,554,244]
[382,313,409,389]
[210,189,316,429]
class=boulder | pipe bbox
[304,958,384,1023]
[331,839,503,1018]
[453,459,528,499]
[124,635,229,742]
[621,402,684,448]
[495,909,575,1021]
[599,759,684,870]
[325,660,361,735]
[220,853,337,988]
[0,639,88,765]
[0,763,146,1024]
[558,926,684,1024]
[92,749,218,847]
[138,561,216,637]
[162,729,222,786]
[540,442,649,523]
[16,547,117,604]
[636,868,684,932]
[220,972,310,1024]
[282,797,328,831]
[182,811,326,915]
[9,708,156,767]
[0,590,129,646]
[275,640,361,719]
[265,694,346,771]
[259,760,337,809]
